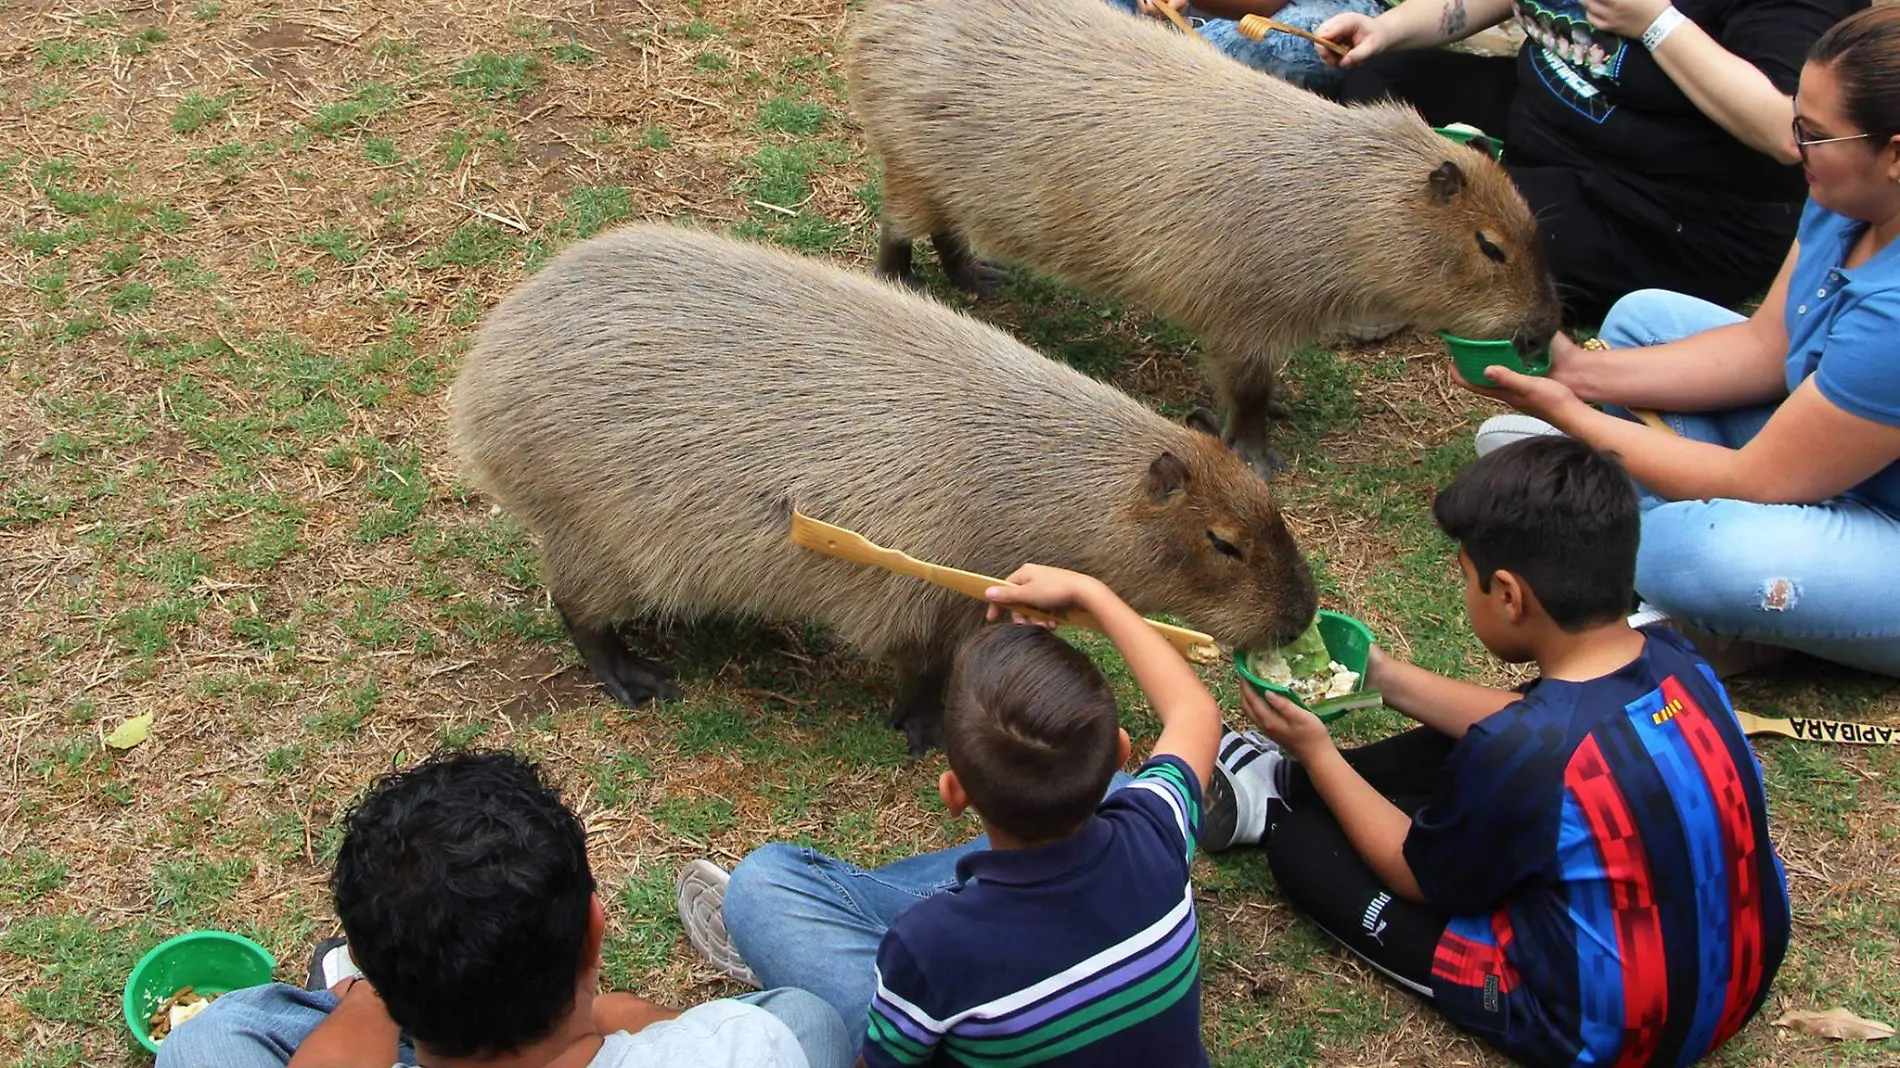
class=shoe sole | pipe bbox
[676,861,760,988]
[1201,766,1240,853]
[304,937,351,992]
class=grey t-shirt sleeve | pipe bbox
[590,999,810,1068]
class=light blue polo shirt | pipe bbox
[1786,200,1900,510]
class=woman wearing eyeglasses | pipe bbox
[1467,6,1900,680]
[1315,0,1866,325]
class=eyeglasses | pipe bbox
[1791,114,1876,163]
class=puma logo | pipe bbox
[1362,891,1392,946]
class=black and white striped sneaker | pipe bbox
[1202,729,1287,853]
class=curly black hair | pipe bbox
[330,748,596,1057]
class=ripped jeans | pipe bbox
[1099,0,1385,95]
[1600,288,1900,677]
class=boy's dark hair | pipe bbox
[943,624,1122,843]
[1432,436,1638,631]
[331,749,596,1058]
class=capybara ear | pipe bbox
[1428,160,1466,205]
[1145,451,1191,506]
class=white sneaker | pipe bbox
[1474,413,1563,457]
[1202,730,1286,852]
[676,860,760,988]
[1627,602,1671,629]
[304,937,364,991]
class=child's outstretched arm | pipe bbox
[1240,687,1426,903]
[1369,645,1518,740]
[986,565,1221,791]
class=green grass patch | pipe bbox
[37,39,104,69]
[309,81,399,137]
[2,913,164,1027]
[171,91,239,133]
[554,184,633,242]
[421,221,518,269]
[301,225,367,263]
[758,95,827,135]
[450,52,544,100]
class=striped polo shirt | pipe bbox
[1405,627,1791,1067]
[865,756,1207,1068]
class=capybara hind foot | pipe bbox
[890,656,950,756]
[561,611,683,707]
[876,230,922,291]
[930,232,1010,298]
[1226,430,1289,481]
[1184,408,1223,438]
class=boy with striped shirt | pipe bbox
[678,564,1225,1067]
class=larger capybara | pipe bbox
[448,224,1317,753]
[846,0,1562,473]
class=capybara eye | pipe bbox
[1476,232,1507,264]
[1207,530,1244,560]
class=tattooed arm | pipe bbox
[1317,0,1511,65]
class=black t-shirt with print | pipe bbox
[1505,0,1865,213]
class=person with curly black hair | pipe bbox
[154,749,852,1068]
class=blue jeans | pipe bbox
[723,772,1137,1050]
[154,982,852,1068]
[1101,0,1385,94]
[1599,288,1900,677]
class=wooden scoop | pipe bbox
[1734,708,1899,746]
[1580,337,1673,433]
[1236,13,1350,57]
[789,511,1224,665]
[1148,0,1204,39]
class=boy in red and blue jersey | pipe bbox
[1205,436,1791,1068]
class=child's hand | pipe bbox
[984,564,1105,624]
[1239,686,1334,759]
[1365,643,1391,689]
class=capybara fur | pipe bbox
[448,224,1317,753]
[846,0,1562,472]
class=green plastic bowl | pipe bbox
[1234,610,1376,723]
[123,931,276,1054]
[1432,124,1504,160]
[1438,332,1552,386]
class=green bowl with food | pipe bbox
[1433,123,1504,160]
[1234,610,1380,723]
[123,930,276,1054]
[1437,332,1552,386]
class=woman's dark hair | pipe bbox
[943,624,1122,843]
[1811,7,1900,142]
[1432,436,1639,632]
[331,749,596,1057]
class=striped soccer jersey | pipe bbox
[865,756,1208,1068]
[1403,627,1792,1068]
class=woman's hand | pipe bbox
[1314,11,1388,66]
[1460,364,1591,424]
[1135,0,1189,18]
[1581,0,1669,40]
[1238,686,1334,760]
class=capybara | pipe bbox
[448,224,1317,753]
[846,0,1563,473]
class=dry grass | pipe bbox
[1,1,1897,1066]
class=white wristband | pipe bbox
[1641,6,1687,51]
